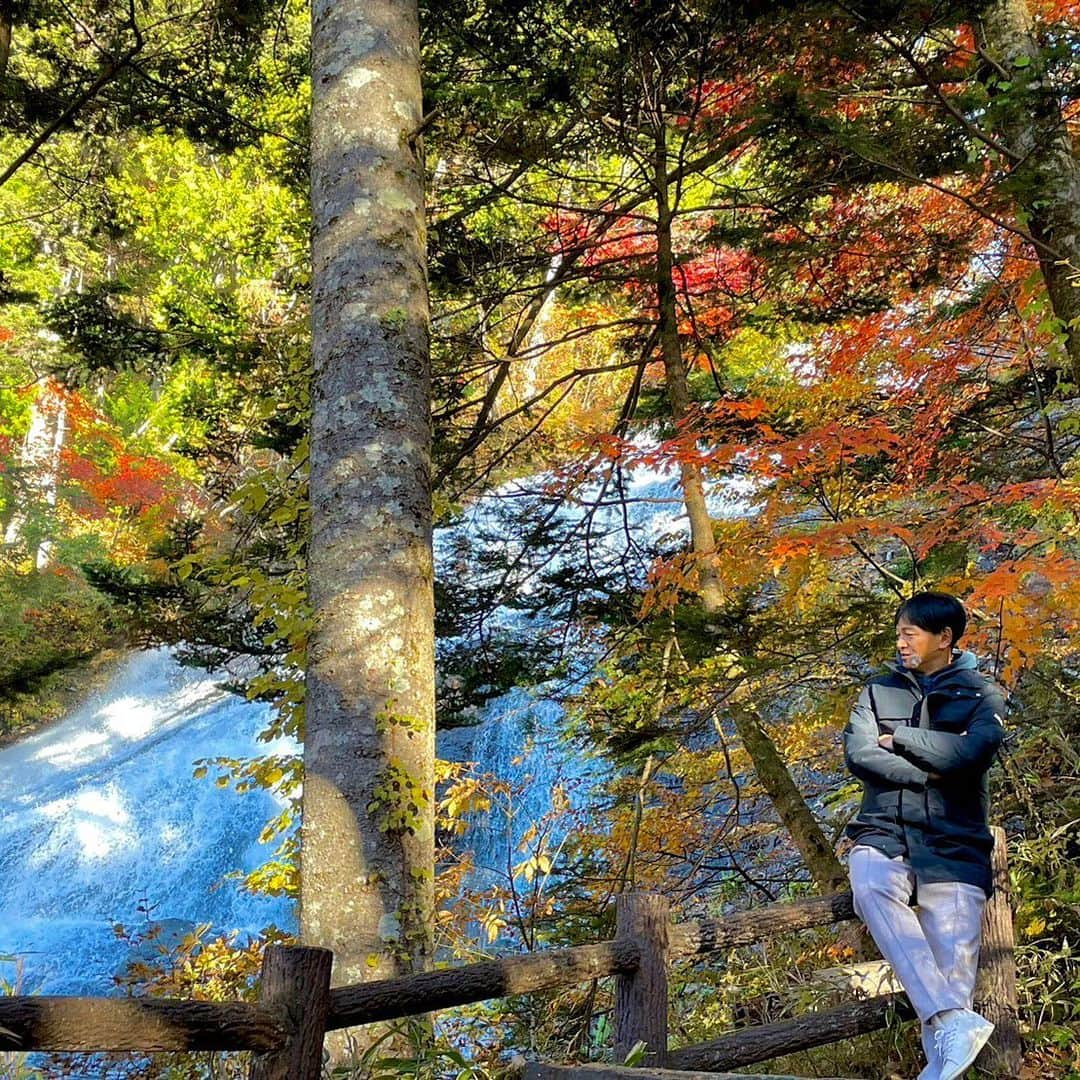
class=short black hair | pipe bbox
[895,591,967,646]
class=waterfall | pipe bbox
[455,689,599,891]
[435,453,750,901]
[0,450,751,993]
[0,649,296,995]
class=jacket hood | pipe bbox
[950,650,979,671]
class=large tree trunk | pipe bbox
[305,0,435,1054]
[975,0,1080,386]
[652,121,846,894]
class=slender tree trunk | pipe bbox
[653,122,724,613]
[652,120,845,894]
[305,0,435,1054]
[975,0,1080,386]
[731,708,848,892]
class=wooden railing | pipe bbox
[0,830,1020,1080]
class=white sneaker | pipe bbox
[917,1020,940,1080]
[933,1009,995,1080]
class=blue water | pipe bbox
[0,649,296,995]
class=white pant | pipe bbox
[849,844,985,1029]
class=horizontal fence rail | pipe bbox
[527,1065,857,1080]
[665,994,915,1073]
[327,938,642,1029]
[668,892,856,960]
[0,996,286,1053]
[0,891,857,1054]
[326,893,861,1031]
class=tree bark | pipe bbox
[975,0,1080,386]
[974,826,1022,1076]
[305,0,435,1056]
[248,947,333,1080]
[614,893,670,1065]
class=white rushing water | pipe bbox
[436,455,751,892]
[0,649,296,995]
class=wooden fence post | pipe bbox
[614,892,669,1066]
[974,826,1021,1077]
[249,945,333,1080]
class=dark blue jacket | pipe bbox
[843,651,1006,896]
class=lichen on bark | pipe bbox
[303,0,435,1053]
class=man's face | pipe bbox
[895,616,952,673]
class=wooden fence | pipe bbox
[0,829,1020,1080]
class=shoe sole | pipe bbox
[938,1022,995,1080]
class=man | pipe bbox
[843,591,1006,1080]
